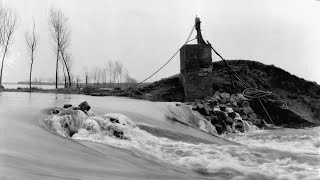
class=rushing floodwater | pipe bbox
[0,92,319,180]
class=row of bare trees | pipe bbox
[85,61,137,87]
[0,7,137,91]
[0,7,72,91]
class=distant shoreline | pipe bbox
[16,82,64,85]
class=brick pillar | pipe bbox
[180,44,213,101]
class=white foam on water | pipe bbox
[42,111,320,180]
[241,120,260,132]
[221,127,320,155]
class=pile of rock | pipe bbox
[59,101,125,139]
[191,91,263,134]
[63,101,91,114]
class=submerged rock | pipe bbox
[228,112,236,119]
[63,104,73,108]
[51,109,60,114]
[72,107,78,110]
[233,120,244,133]
[113,130,124,139]
[78,101,91,112]
[110,117,120,124]
[219,92,230,100]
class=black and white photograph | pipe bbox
[0,0,319,179]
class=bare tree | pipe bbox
[82,66,89,86]
[114,61,123,84]
[25,18,38,92]
[124,70,137,86]
[0,9,3,47]
[60,50,72,87]
[61,61,67,87]
[49,8,71,89]
[0,8,17,85]
[106,61,114,87]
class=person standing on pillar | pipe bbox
[195,17,207,44]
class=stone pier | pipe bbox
[180,44,213,101]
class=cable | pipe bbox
[207,41,290,125]
[125,25,196,90]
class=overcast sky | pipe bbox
[1,0,320,84]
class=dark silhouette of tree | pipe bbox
[25,18,38,92]
[60,50,72,87]
[48,8,71,88]
[0,8,17,85]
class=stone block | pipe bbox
[180,44,213,101]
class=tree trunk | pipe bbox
[60,51,71,88]
[0,45,8,85]
[29,51,34,93]
[62,64,67,88]
[67,69,71,88]
[55,49,59,89]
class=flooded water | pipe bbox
[2,83,63,89]
[0,92,319,180]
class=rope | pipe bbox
[208,41,289,125]
[125,25,196,90]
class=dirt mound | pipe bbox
[140,60,320,127]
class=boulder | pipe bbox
[60,115,79,137]
[63,104,73,108]
[110,117,120,124]
[226,125,234,133]
[209,97,219,106]
[233,120,244,133]
[215,111,227,121]
[242,101,250,108]
[78,101,91,112]
[219,105,227,111]
[203,103,212,115]
[220,98,227,104]
[192,101,211,116]
[237,93,248,105]
[214,123,226,134]
[228,112,236,119]
[241,115,248,120]
[224,116,234,125]
[51,109,60,114]
[209,115,219,124]
[234,113,242,120]
[219,92,230,100]
[213,91,221,98]
[225,107,234,113]
[113,130,124,139]
[241,107,254,115]
[230,94,239,105]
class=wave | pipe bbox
[221,127,320,155]
[40,107,320,180]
